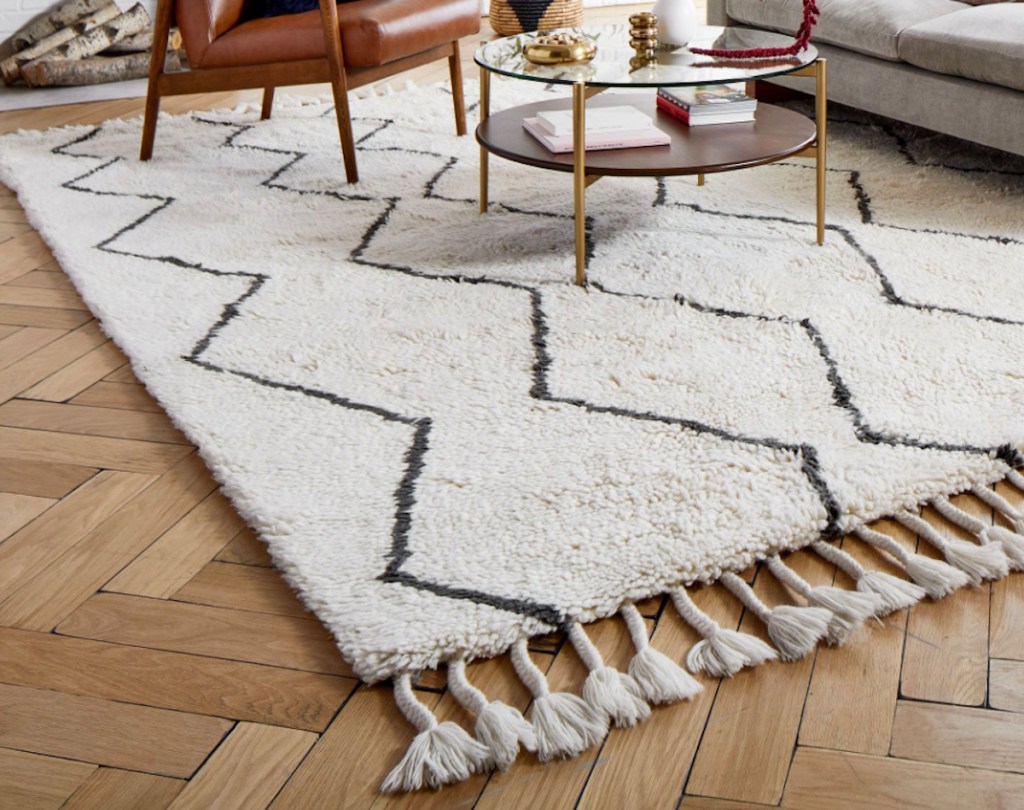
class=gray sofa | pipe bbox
[707,0,1024,157]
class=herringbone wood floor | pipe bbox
[3,8,1024,809]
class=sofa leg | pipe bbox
[449,40,467,136]
[261,87,275,120]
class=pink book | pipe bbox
[522,117,671,153]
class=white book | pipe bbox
[522,117,671,153]
[534,105,654,137]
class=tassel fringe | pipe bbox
[382,674,492,793]
[670,586,778,677]
[510,638,608,761]
[620,603,703,703]
[380,477,1024,792]
[568,622,651,727]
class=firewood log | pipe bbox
[18,48,181,87]
[1,2,121,85]
[20,3,151,88]
[100,29,152,53]
[10,0,114,51]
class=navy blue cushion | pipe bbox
[248,0,321,18]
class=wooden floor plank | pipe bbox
[7,270,75,290]
[0,285,86,311]
[168,723,316,810]
[0,683,232,778]
[0,303,91,330]
[0,399,188,444]
[0,327,65,371]
[0,627,355,730]
[173,561,312,618]
[0,320,103,403]
[21,339,128,401]
[0,425,193,474]
[577,586,743,810]
[798,521,915,756]
[0,493,54,541]
[57,592,354,677]
[0,231,51,285]
[70,380,163,413]
[687,551,834,805]
[216,527,274,567]
[271,686,443,810]
[889,701,1024,774]
[989,659,1024,713]
[900,500,990,706]
[62,769,184,810]
[104,364,138,383]
[0,458,97,498]
[105,491,246,598]
[0,470,156,597]
[0,453,210,629]
[0,748,96,810]
[782,746,1024,810]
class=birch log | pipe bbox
[1,2,121,85]
[19,48,181,86]
[11,0,114,51]
[20,3,151,88]
[100,29,152,53]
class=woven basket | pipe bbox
[489,0,584,36]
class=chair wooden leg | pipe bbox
[449,40,466,137]
[318,0,358,183]
[261,87,275,120]
[139,0,173,159]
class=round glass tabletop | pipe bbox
[474,25,818,88]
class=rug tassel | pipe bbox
[1007,469,1024,493]
[853,524,969,598]
[670,586,777,677]
[447,659,536,771]
[619,602,702,704]
[719,571,831,661]
[567,621,651,727]
[510,638,607,761]
[381,673,492,793]
[765,555,881,645]
[933,495,1024,571]
[811,540,925,614]
[972,486,1024,537]
[896,509,1009,585]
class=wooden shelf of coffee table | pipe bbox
[476,92,817,177]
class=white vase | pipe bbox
[652,0,698,47]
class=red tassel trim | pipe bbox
[690,0,820,59]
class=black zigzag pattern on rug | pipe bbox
[48,102,1023,632]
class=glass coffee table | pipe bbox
[475,26,826,286]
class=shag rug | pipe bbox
[3,80,1024,791]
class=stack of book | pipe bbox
[656,85,757,126]
[522,105,671,153]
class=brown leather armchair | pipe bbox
[141,0,480,182]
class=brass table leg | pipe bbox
[479,67,490,214]
[815,58,827,245]
[573,81,586,287]
[697,174,705,187]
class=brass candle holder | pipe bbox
[629,12,658,65]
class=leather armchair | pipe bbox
[141,0,480,182]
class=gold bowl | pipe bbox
[523,36,597,65]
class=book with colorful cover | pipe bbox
[535,105,654,137]
[656,95,755,126]
[522,117,671,153]
[658,85,757,114]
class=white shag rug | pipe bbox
[3,80,1024,790]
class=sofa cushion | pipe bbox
[725,0,966,61]
[899,5,1024,92]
